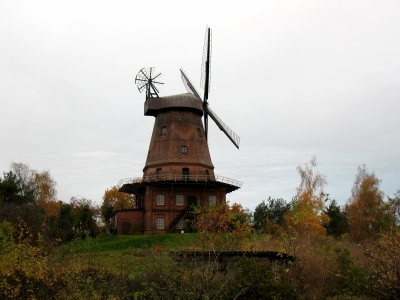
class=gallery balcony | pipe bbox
[117,174,242,194]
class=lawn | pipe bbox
[64,233,201,272]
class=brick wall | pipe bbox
[115,210,144,235]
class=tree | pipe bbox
[103,186,136,210]
[285,156,329,234]
[33,170,57,203]
[323,197,349,237]
[101,186,136,235]
[347,165,393,240]
[253,200,268,232]
[0,171,25,204]
[57,203,76,242]
[253,197,290,234]
[32,170,59,219]
[193,203,251,252]
[10,162,36,202]
[387,190,400,226]
[70,197,99,239]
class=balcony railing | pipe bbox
[117,174,242,189]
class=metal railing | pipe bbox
[117,174,242,189]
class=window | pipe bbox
[209,195,216,206]
[182,168,189,181]
[176,219,184,230]
[156,194,164,205]
[156,218,164,229]
[157,168,162,178]
[181,146,188,154]
[176,195,184,206]
[161,126,167,135]
[197,128,202,137]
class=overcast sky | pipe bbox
[1,0,399,210]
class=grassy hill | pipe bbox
[69,233,200,253]
[64,233,201,272]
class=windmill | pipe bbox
[115,26,243,235]
[135,67,164,98]
[180,26,240,149]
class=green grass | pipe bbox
[62,233,201,272]
[68,233,200,254]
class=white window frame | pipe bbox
[209,195,216,206]
[176,195,184,206]
[156,218,164,229]
[181,146,188,154]
[156,194,164,205]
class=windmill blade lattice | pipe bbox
[201,26,212,94]
[180,69,202,99]
[135,67,164,98]
[205,106,240,149]
[179,26,240,150]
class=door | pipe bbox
[121,221,131,235]
[182,168,189,182]
[187,196,197,208]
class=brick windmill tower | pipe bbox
[115,27,242,235]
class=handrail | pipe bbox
[117,174,243,189]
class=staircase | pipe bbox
[169,208,189,232]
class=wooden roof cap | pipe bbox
[144,93,204,116]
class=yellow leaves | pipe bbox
[194,203,251,252]
[296,155,326,211]
[286,156,329,235]
[33,170,57,203]
[37,199,61,219]
[103,186,136,210]
[347,166,392,240]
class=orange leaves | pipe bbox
[347,166,392,240]
[193,203,251,252]
[29,169,59,219]
[37,199,61,219]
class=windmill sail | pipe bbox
[204,106,240,149]
[179,26,240,150]
[201,26,212,96]
[180,69,202,99]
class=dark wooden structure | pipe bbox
[173,251,295,275]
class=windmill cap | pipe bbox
[144,93,204,117]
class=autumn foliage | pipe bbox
[101,186,136,235]
[193,202,251,252]
[285,156,330,235]
[347,165,393,240]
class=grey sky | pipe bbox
[1,0,399,210]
